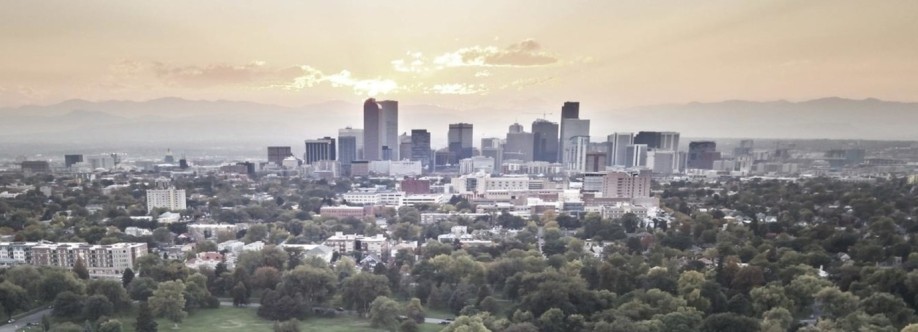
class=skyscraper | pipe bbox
[338,127,364,160]
[504,123,534,162]
[480,137,503,172]
[338,135,357,175]
[64,154,83,168]
[448,123,474,164]
[687,141,719,170]
[363,98,398,161]
[626,144,648,167]
[633,131,679,150]
[399,132,412,160]
[558,102,590,165]
[532,119,559,163]
[304,137,336,164]
[566,136,590,173]
[607,132,633,166]
[561,101,580,119]
[410,129,432,171]
[267,146,293,166]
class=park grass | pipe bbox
[87,306,442,332]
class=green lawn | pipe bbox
[62,306,443,332]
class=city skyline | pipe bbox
[1,1,917,110]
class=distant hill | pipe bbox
[1,97,916,155]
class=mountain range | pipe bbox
[1,97,916,156]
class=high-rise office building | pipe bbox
[480,137,503,172]
[64,154,83,168]
[338,127,364,160]
[647,150,675,175]
[504,123,534,162]
[338,135,357,175]
[607,132,634,166]
[363,99,398,161]
[734,139,754,157]
[410,129,432,171]
[448,123,474,164]
[558,102,590,165]
[399,132,413,160]
[560,119,590,165]
[561,101,580,119]
[532,119,559,163]
[633,131,680,151]
[304,137,336,164]
[687,141,720,170]
[585,152,607,172]
[625,144,648,167]
[566,136,590,172]
[267,146,293,166]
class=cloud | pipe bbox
[149,61,304,88]
[426,83,486,95]
[111,60,400,96]
[279,67,398,96]
[391,39,560,73]
[433,39,559,68]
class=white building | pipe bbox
[368,160,423,177]
[146,187,187,213]
[459,156,496,175]
[566,136,590,173]
[450,173,532,194]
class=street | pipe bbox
[0,309,51,332]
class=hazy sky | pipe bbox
[1,0,917,109]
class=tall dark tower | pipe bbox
[561,102,580,119]
[532,119,559,163]
[363,99,381,161]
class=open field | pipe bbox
[24,307,442,332]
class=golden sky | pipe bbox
[1,0,916,109]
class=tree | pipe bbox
[441,315,491,332]
[148,280,187,328]
[273,319,300,332]
[41,269,85,302]
[83,295,114,321]
[398,319,419,332]
[98,320,123,332]
[700,313,760,332]
[134,302,158,332]
[749,284,794,315]
[404,298,425,324]
[252,266,282,290]
[73,256,90,280]
[760,307,793,332]
[860,292,914,328]
[87,279,132,311]
[231,282,249,306]
[369,296,401,331]
[814,287,859,318]
[276,265,337,308]
[53,291,85,318]
[341,273,391,316]
[122,268,135,288]
[537,308,566,332]
[127,277,158,301]
[0,281,28,321]
[258,290,306,321]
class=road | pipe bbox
[0,309,51,332]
